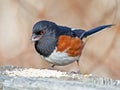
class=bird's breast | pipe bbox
[44,35,84,65]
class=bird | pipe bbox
[31,20,113,68]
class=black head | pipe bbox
[32,20,59,57]
[32,20,57,41]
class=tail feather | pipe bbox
[80,24,113,39]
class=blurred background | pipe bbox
[0,0,120,79]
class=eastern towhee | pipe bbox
[32,20,112,67]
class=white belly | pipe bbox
[44,48,80,65]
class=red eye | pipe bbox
[40,30,45,35]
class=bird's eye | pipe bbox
[35,30,45,35]
[40,30,45,35]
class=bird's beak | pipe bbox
[31,34,41,42]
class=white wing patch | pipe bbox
[44,48,80,65]
[71,28,79,31]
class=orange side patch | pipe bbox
[57,35,84,57]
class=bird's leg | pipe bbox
[75,60,81,74]
[69,60,81,74]
[76,60,79,66]
[47,64,55,70]
[51,64,55,68]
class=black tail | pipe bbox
[80,24,113,39]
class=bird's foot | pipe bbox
[69,70,81,74]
